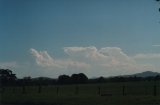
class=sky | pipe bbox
[0,0,160,78]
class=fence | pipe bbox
[0,81,160,96]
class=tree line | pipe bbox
[0,69,160,87]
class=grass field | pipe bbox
[0,81,160,105]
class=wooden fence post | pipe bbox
[98,86,101,95]
[153,79,157,96]
[22,85,26,94]
[122,85,125,96]
[12,86,15,93]
[153,84,157,96]
[1,86,5,93]
[75,85,79,95]
[145,87,148,95]
[56,86,59,96]
[38,85,42,93]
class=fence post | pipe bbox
[75,85,79,95]
[56,86,59,96]
[122,85,125,96]
[153,83,157,96]
[22,85,26,94]
[12,86,15,93]
[1,86,5,93]
[98,86,101,95]
[145,87,148,95]
[38,85,42,93]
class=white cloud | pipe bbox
[3,47,159,78]
[64,46,135,66]
[99,47,135,64]
[30,47,159,77]
[133,53,160,60]
[30,48,58,67]
[64,46,108,62]
[30,48,90,69]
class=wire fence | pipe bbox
[1,82,160,96]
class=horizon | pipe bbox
[1,0,160,78]
[1,68,160,79]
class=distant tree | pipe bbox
[97,76,105,83]
[108,76,126,82]
[127,76,142,81]
[57,75,71,84]
[35,77,54,85]
[71,73,88,84]
[23,76,32,86]
[154,75,160,81]
[0,69,17,86]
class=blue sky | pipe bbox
[0,0,160,78]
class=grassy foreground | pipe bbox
[0,81,160,105]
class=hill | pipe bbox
[128,71,160,77]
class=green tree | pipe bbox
[0,69,17,86]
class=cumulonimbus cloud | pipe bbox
[30,46,158,77]
[64,46,135,66]
[30,48,90,69]
[30,46,160,76]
